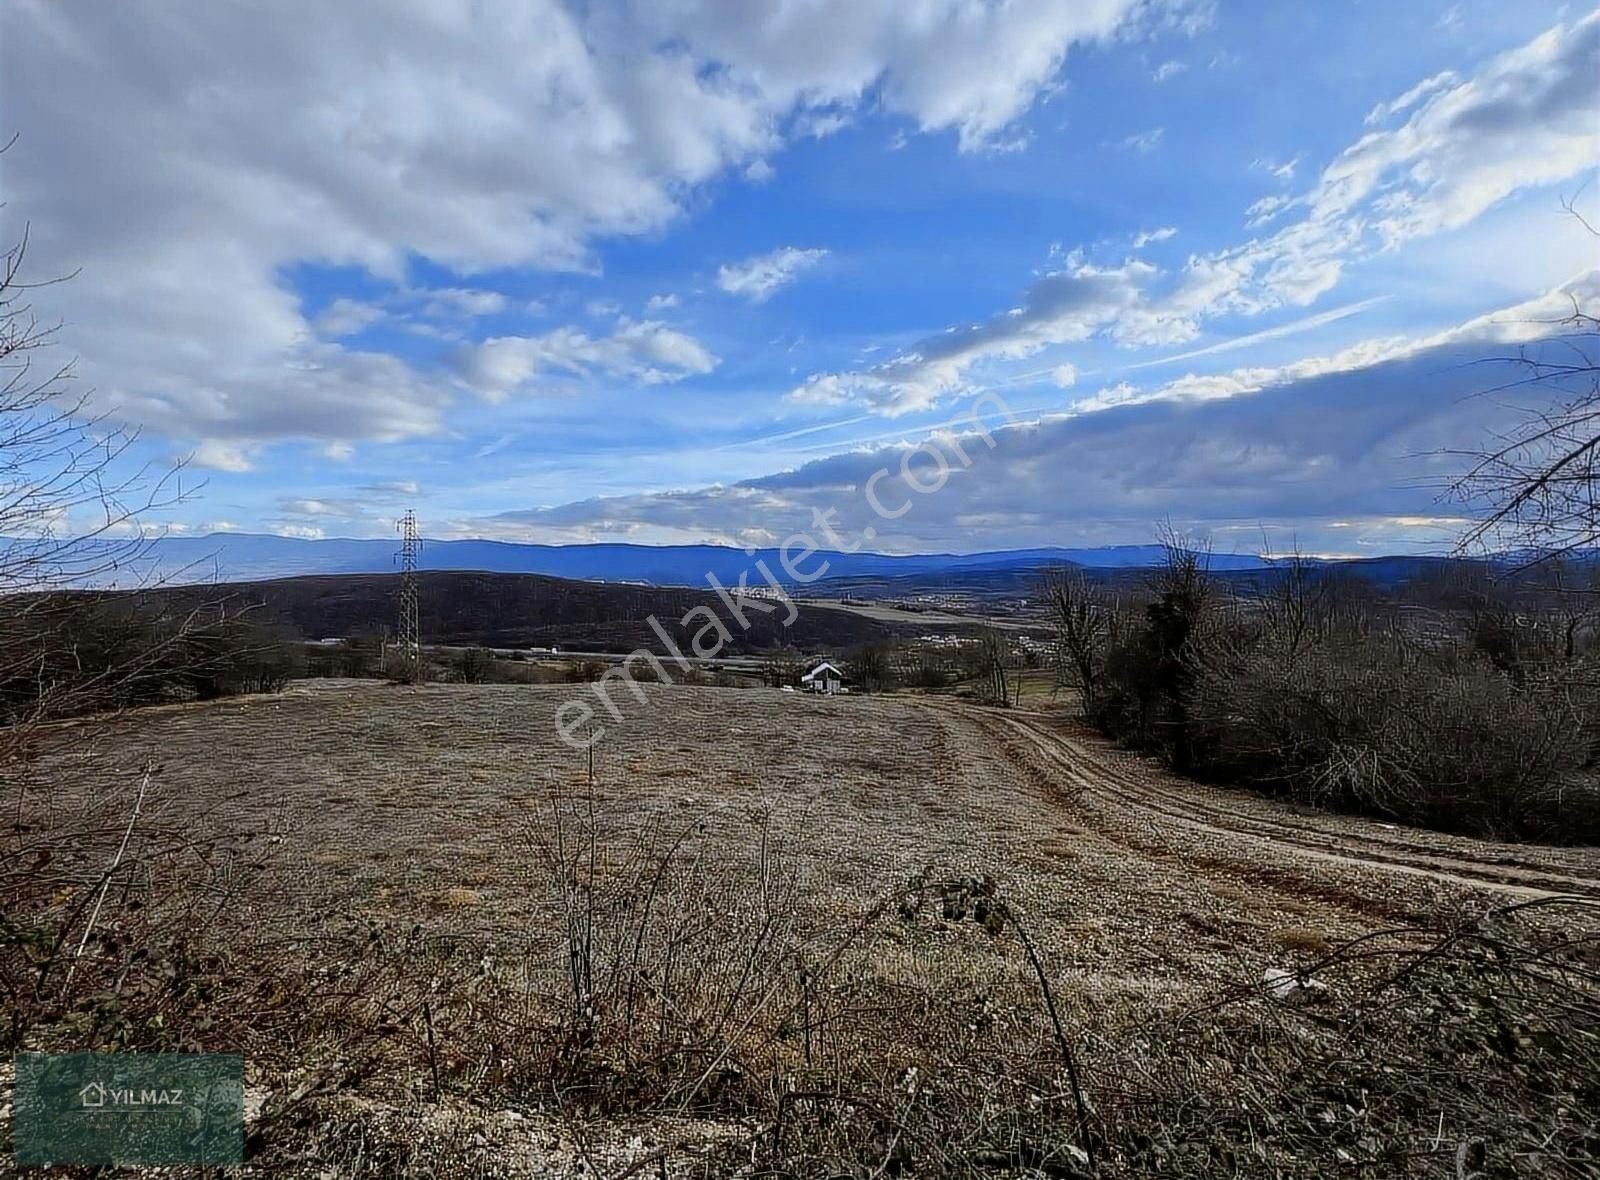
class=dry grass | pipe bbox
[1269,925,1332,956]
[5,680,1598,1176]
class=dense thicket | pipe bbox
[1047,547,1600,842]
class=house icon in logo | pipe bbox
[79,1081,108,1108]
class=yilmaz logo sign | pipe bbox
[15,1053,243,1166]
[78,1080,185,1108]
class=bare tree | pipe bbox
[0,223,191,762]
[974,627,1013,706]
[1040,565,1108,714]
[1451,210,1600,563]
[851,639,895,692]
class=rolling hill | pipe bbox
[44,532,1277,589]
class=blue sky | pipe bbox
[5,0,1597,555]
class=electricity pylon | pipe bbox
[395,509,422,683]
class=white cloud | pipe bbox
[1052,363,1079,387]
[421,288,507,318]
[1312,16,1597,253]
[1152,60,1187,82]
[1094,271,1599,415]
[792,12,1600,416]
[1133,225,1177,249]
[629,0,1165,153]
[7,0,1170,453]
[1253,154,1301,181]
[790,254,1176,414]
[1364,70,1458,125]
[794,109,853,139]
[716,246,830,303]
[362,480,422,498]
[316,298,385,337]
[454,318,719,397]
[645,293,680,311]
[1244,194,1293,226]
[1126,295,1390,370]
[190,441,254,473]
[1122,127,1165,152]
[1072,380,1142,412]
[280,498,345,516]
[743,158,776,184]
[480,278,1598,552]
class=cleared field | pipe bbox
[34,680,1593,942]
[13,681,1599,1176]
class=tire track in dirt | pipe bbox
[963,703,1600,900]
[935,703,1427,922]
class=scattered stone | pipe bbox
[1263,966,1328,1005]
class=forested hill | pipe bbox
[133,569,953,654]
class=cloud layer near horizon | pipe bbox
[464,275,1600,555]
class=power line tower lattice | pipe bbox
[395,509,422,683]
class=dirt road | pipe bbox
[941,698,1600,903]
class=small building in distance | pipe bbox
[801,660,847,695]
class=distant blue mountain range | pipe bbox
[47,532,1287,588]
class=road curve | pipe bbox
[937,699,1600,900]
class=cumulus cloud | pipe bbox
[274,524,326,540]
[628,0,1164,153]
[1152,60,1187,82]
[279,497,356,517]
[716,247,830,302]
[453,319,719,397]
[7,0,1167,458]
[190,441,255,473]
[794,109,854,139]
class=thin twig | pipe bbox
[64,761,152,988]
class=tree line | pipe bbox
[1043,539,1600,841]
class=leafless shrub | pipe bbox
[1113,897,1600,1177]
